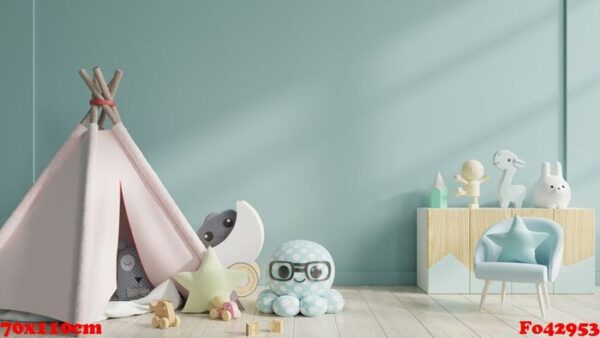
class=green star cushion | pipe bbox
[487,216,549,264]
[173,247,245,313]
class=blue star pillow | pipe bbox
[487,216,550,264]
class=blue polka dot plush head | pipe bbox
[268,240,335,298]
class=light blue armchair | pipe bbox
[474,217,564,317]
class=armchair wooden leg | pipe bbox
[501,282,507,305]
[536,283,546,318]
[542,283,550,309]
[479,280,491,312]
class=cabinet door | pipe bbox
[426,209,470,293]
[469,209,513,294]
[554,209,596,294]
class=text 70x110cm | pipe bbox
[0,322,102,336]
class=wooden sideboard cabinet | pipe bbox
[417,208,596,294]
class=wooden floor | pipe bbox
[60,286,600,337]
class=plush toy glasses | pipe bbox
[269,261,332,282]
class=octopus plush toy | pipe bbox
[257,240,344,317]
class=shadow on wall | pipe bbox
[367,2,560,106]
[152,0,558,283]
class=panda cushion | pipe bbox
[113,240,153,301]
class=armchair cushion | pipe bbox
[487,216,549,264]
[475,262,548,283]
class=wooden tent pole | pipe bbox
[93,67,122,121]
[79,68,120,124]
[98,69,123,128]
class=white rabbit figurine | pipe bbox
[532,161,571,209]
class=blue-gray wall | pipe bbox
[0,0,597,285]
[0,1,33,222]
[566,0,600,285]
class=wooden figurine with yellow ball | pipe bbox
[209,296,241,321]
[455,159,490,209]
[149,300,181,329]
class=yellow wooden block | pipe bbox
[270,319,283,333]
[469,208,513,269]
[426,209,470,268]
[554,209,595,266]
[246,322,260,336]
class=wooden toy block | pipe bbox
[430,172,448,208]
[149,300,181,329]
[270,319,283,333]
[245,322,260,336]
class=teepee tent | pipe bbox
[0,68,206,323]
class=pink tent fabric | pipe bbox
[0,121,206,323]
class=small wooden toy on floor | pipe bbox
[246,322,260,336]
[455,159,490,209]
[270,319,283,334]
[209,296,241,321]
[149,300,181,329]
